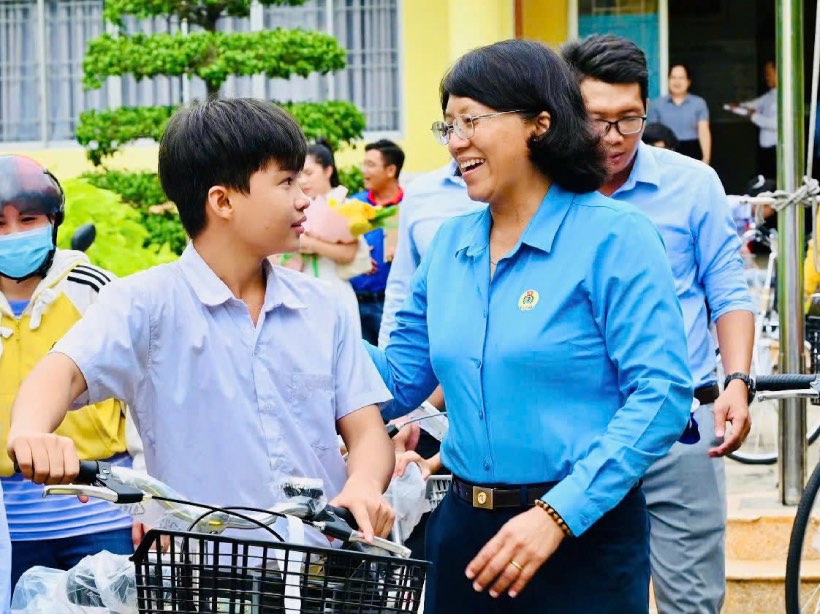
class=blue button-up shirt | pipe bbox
[379,162,486,348]
[612,143,754,388]
[53,245,391,542]
[367,184,692,535]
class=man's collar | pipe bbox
[179,244,305,310]
[613,141,661,195]
[367,186,404,207]
[455,184,574,257]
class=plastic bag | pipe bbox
[11,551,137,613]
[385,463,430,539]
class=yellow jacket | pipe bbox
[0,250,128,476]
[806,239,820,302]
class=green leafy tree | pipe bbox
[77,0,366,163]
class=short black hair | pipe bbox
[642,122,678,150]
[158,98,306,239]
[307,139,340,188]
[365,139,405,178]
[562,34,650,104]
[440,39,606,194]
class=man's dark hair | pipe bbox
[440,39,606,194]
[669,62,692,81]
[642,122,678,150]
[561,34,650,104]
[307,139,340,188]
[365,139,405,178]
[158,98,306,239]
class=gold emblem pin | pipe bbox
[518,290,539,311]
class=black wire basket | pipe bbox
[132,529,428,613]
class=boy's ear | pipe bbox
[206,185,234,221]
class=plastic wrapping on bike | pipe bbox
[755,374,817,391]
[133,528,428,613]
[11,550,138,613]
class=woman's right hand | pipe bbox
[394,450,434,479]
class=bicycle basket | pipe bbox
[132,529,428,613]
[425,476,451,512]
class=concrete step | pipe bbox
[725,558,820,613]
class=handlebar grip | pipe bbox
[325,504,358,530]
[385,424,400,439]
[755,374,817,391]
[76,460,101,484]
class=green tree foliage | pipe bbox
[103,0,307,28]
[58,179,178,275]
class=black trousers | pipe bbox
[423,485,650,614]
[676,138,702,161]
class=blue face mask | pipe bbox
[0,224,54,280]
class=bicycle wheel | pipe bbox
[786,461,820,613]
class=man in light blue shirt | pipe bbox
[564,35,755,614]
[378,161,485,349]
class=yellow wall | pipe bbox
[520,0,569,50]
[0,1,517,179]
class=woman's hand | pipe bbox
[394,450,436,479]
[466,506,565,599]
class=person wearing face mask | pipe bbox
[365,40,692,612]
[0,155,141,592]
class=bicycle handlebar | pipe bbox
[755,374,818,391]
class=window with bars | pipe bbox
[0,0,400,145]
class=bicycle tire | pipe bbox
[785,460,820,613]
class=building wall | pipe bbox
[0,0,516,179]
[519,0,568,49]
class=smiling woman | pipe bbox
[365,40,693,613]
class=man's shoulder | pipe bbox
[649,145,717,181]
[92,261,182,307]
[350,190,371,204]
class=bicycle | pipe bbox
[747,373,820,613]
[12,460,428,613]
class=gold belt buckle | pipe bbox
[472,486,494,510]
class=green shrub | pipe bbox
[58,179,178,276]
[338,165,364,195]
[82,171,188,255]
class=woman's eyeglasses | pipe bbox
[431,110,523,145]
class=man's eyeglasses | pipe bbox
[592,116,647,136]
[431,110,523,145]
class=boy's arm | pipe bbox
[7,353,88,484]
[332,405,395,542]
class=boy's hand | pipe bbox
[8,432,80,485]
[330,475,395,542]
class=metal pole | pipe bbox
[36,0,48,145]
[777,0,807,505]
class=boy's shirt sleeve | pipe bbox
[52,278,150,409]
[333,292,392,420]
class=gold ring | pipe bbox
[509,559,524,572]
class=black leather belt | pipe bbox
[695,383,720,405]
[451,476,557,510]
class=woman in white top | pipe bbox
[298,141,362,335]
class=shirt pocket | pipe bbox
[285,372,338,450]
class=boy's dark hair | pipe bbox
[307,139,340,188]
[158,98,306,239]
[561,34,650,104]
[440,39,606,194]
[365,139,405,178]
[642,122,678,150]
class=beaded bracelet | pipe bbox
[535,499,573,537]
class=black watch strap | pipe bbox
[723,372,756,404]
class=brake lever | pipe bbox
[313,504,412,558]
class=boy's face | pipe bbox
[224,163,309,256]
[0,204,50,235]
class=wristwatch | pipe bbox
[723,372,756,404]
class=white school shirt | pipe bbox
[53,244,391,543]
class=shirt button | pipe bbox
[484,460,491,470]
[478,410,484,420]
[473,358,482,368]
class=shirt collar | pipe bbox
[179,244,306,311]
[456,183,575,258]
[367,186,404,207]
[615,141,662,195]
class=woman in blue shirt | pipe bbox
[367,40,693,613]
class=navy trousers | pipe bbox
[424,485,650,613]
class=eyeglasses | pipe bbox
[431,110,523,145]
[592,116,647,136]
